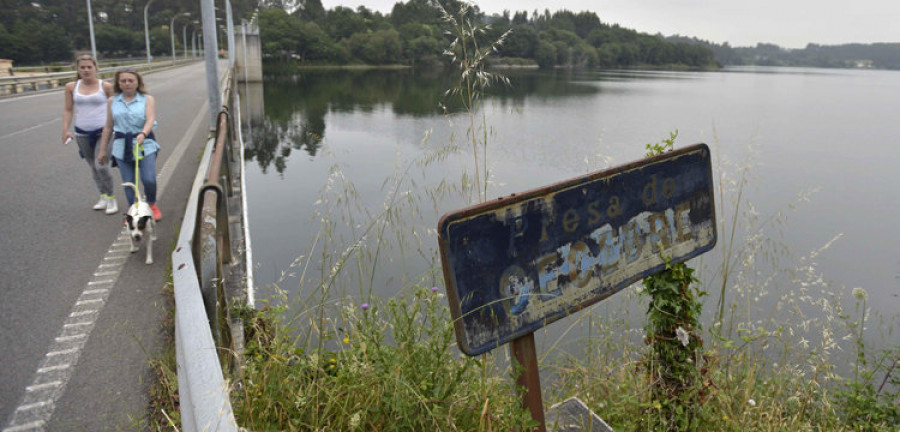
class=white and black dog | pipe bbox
[122,182,156,265]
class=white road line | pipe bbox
[0,119,61,141]
[25,382,61,393]
[86,279,115,286]
[67,311,97,318]
[54,333,87,342]
[62,322,91,328]
[15,401,51,412]
[82,288,109,295]
[3,94,209,432]
[74,299,103,306]
[36,365,70,374]
[2,420,45,432]
[46,348,78,357]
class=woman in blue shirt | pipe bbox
[97,68,162,221]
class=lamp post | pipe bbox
[86,0,97,59]
[183,24,188,60]
[200,0,220,128]
[225,0,235,68]
[191,21,200,58]
[143,0,155,63]
[170,12,190,65]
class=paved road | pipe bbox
[0,61,214,431]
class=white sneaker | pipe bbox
[105,196,119,215]
[93,195,107,210]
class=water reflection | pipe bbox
[241,66,612,174]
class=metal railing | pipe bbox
[0,58,199,96]
[8,57,163,74]
[172,66,249,432]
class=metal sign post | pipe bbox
[438,144,717,431]
[511,333,546,431]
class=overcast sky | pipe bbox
[319,0,899,49]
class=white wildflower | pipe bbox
[852,287,867,301]
[748,399,756,407]
[295,394,308,409]
[349,411,361,429]
[675,326,690,347]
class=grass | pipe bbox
[232,285,535,431]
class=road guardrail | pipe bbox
[0,58,200,96]
[172,65,250,432]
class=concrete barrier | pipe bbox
[235,19,262,83]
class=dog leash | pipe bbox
[132,140,143,202]
[114,130,149,203]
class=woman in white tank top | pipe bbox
[63,54,118,214]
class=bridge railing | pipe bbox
[8,57,163,74]
[172,66,250,432]
[0,58,198,96]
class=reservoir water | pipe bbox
[240,65,900,356]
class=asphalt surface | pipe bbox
[0,61,214,431]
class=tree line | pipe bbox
[257,0,719,69]
[0,0,257,65]
[5,0,895,70]
[666,35,900,70]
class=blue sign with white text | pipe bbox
[438,144,716,356]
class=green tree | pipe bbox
[95,24,140,56]
[398,22,441,66]
[573,43,598,68]
[259,8,303,60]
[548,9,576,34]
[0,23,29,63]
[354,5,391,32]
[324,6,366,41]
[572,11,602,39]
[499,25,537,59]
[595,43,619,68]
[149,27,171,57]
[361,29,403,64]
[297,21,340,62]
[552,40,570,66]
[535,40,556,68]
[511,10,528,25]
[295,0,325,23]
[7,19,72,63]
[37,22,72,61]
[390,0,443,27]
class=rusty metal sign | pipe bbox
[438,144,716,356]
